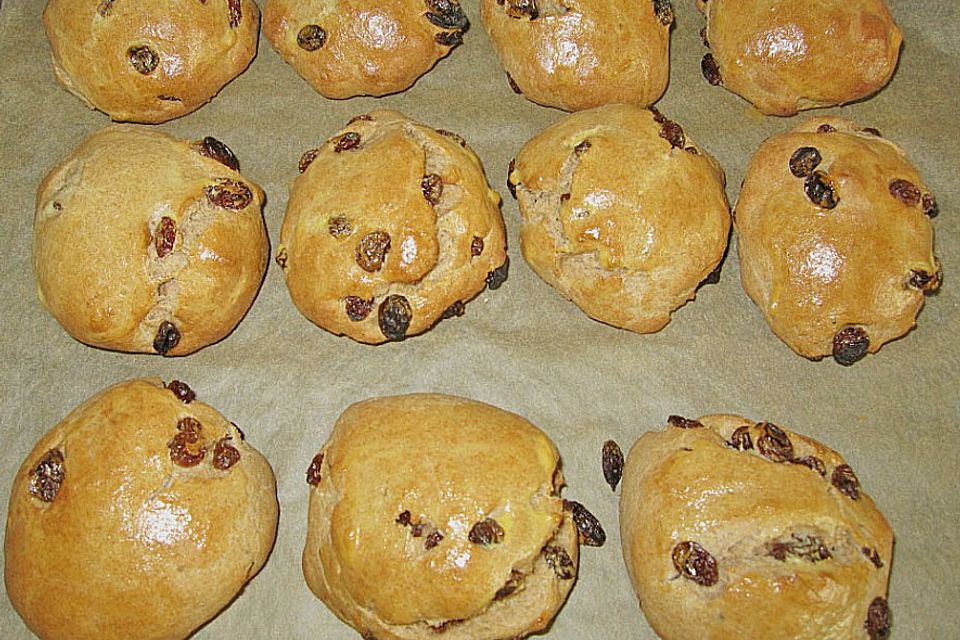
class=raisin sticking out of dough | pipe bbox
[424,531,444,549]
[228,0,242,28]
[602,440,624,491]
[791,455,827,477]
[212,437,240,470]
[653,0,674,25]
[355,231,391,272]
[424,0,469,30]
[165,380,195,404]
[333,132,361,153]
[306,453,324,485]
[435,30,464,46]
[701,53,722,85]
[832,326,870,366]
[168,417,206,467]
[328,216,352,237]
[863,547,883,568]
[757,423,794,462]
[153,321,181,355]
[440,301,465,319]
[668,415,703,429]
[298,149,319,173]
[573,139,592,156]
[908,269,939,292]
[789,147,822,178]
[543,545,575,579]
[728,425,754,450]
[504,0,539,20]
[421,174,443,205]
[889,179,922,207]
[494,570,524,600]
[486,258,510,290]
[297,24,327,51]
[804,171,839,209]
[865,597,892,640]
[506,73,522,94]
[659,120,685,149]
[468,518,505,545]
[396,510,412,526]
[128,46,159,74]
[564,500,606,547]
[699,26,709,47]
[193,136,240,171]
[506,158,518,199]
[155,216,177,258]
[922,193,939,218]
[28,449,65,503]
[275,248,288,269]
[862,127,882,136]
[97,0,114,17]
[437,129,467,147]
[470,236,484,256]
[205,179,253,210]
[831,464,861,500]
[817,123,837,133]
[345,296,374,321]
[672,541,719,587]
[378,295,413,341]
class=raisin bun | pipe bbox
[480,0,673,111]
[697,0,902,116]
[508,103,731,333]
[4,378,279,640]
[277,110,508,344]
[620,414,894,640]
[735,117,941,365]
[43,0,259,123]
[263,0,469,99]
[302,393,585,640]
[33,126,268,356]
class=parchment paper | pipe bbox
[1,1,957,638]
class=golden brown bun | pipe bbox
[277,110,508,344]
[302,393,579,640]
[43,0,260,123]
[735,117,940,365]
[4,378,279,640]
[697,0,902,116]
[480,0,672,111]
[33,125,269,357]
[509,103,730,333]
[263,0,469,99]
[620,414,894,640]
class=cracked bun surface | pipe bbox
[277,110,508,344]
[33,126,268,357]
[263,0,470,99]
[302,393,579,640]
[509,103,731,334]
[480,0,672,111]
[620,414,894,640]
[735,117,941,365]
[43,0,260,123]
[4,378,279,640]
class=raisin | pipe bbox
[685,146,700,155]
[212,437,240,470]
[440,301,465,319]
[791,455,826,477]
[908,269,939,292]
[602,440,624,491]
[832,326,869,366]
[437,129,467,147]
[155,216,177,258]
[831,464,861,500]
[922,193,939,218]
[766,534,831,562]
[506,158,518,199]
[228,0,241,28]
[651,107,666,124]
[193,136,240,171]
[165,380,195,404]
[862,127,882,136]
[297,24,327,51]
[334,132,361,152]
[153,321,181,355]
[275,248,288,269]
[672,541,719,587]
[864,597,891,640]
[697,260,722,288]
[659,120,685,149]
[470,236,484,257]
[757,423,793,462]
[863,547,883,568]
[424,530,444,549]
[653,0,674,25]
[668,415,703,429]
[345,296,374,321]
[356,231,391,272]
[804,171,839,209]
[573,139,591,156]
[411,522,425,537]
[396,510,412,526]
[97,0,114,17]
[435,30,464,47]
[817,123,837,133]
[564,500,606,547]
[468,517,505,545]
[543,545,575,580]
[789,147,821,178]
[424,0,469,30]
[128,45,159,74]
[28,449,65,503]
[889,179,921,207]
[507,73,522,94]
[701,53,722,85]
[298,149,320,173]
[168,417,206,467]
[421,174,443,205]
[378,295,413,341]
[728,425,753,450]
[328,216,352,237]
[494,570,524,600]
[306,453,324,486]
[486,257,510,290]
[505,0,539,20]
[699,26,709,47]
[205,179,253,210]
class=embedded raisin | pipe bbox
[672,541,718,587]
[97,0,114,16]
[440,301,465,319]
[468,518,504,545]
[543,545,575,580]
[653,0,674,25]
[424,0,469,30]
[396,510,412,526]
[306,453,324,485]
[908,269,939,292]
[193,136,240,171]
[345,296,374,321]
[486,257,509,290]
[506,158,518,199]
[28,449,65,503]
[831,464,861,500]
[424,530,444,549]
[701,53,722,85]
[889,179,921,207]
[334,132,361,152]
[505,0,539,20]
[228,0,241,28]
[791,455,826,477]
[922,193,939,218]
[328,216,352,237]
[435,30,464,47]
[804,171,839,209]
[668,415,703,429]
[378,295,413,341]
[832,326,869,366]
[437,129,467,147]
[165,380,195,404]
[659,120,685,149]
[470,236,484,256]
[153,321,181,355]
[789,147,821,178]
[863,547,883,568]
[128,46,159,74]
[766,534,831,562]
[817,124,837,133]
[864,597,891,640]
[494,570,524,600]
[573,139,591,156]
[297,24,327,51]
[564,500,606,547]
[757,423,793,462]
[212,437,240,470]
[168,417,205,467]
[421,174,443,205]
[602,440,624,491]
[356,231,391,272]
[299,149,320,173]
[205,179,253,210]
[506,73,522,94]
[729,425,753,450]
[155,216,177,258]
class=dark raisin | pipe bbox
[908,269,939,292]
[922,193,939,218]
[470,236,484,257]
[153,321,181,355]
[299,148,320,173]
[205,179,253,210]
[791,455,826,477]
[602,440,624,491]
[468,517,505,545]
[789,147,822,178]
[212,437,240,470]
[306,453,324,486]
[650,107,666,124]
[505,0,539,20]
[863,547,883,568]
[435,30,465,46]
[698,260,723,288]
[728,425,753,450]
[424,530,444,549]
[659,120,685,149]
[168,417,205,467]
[356,231,391,272]
[396,510,412,526]
[440,301,465,319]
[494,570,524,600]
[672,541,719,587]
[275,248,288,269]
[831,464,861,500]
[165,380,195,404]
[889,179,921,207]
[668,415,703,429]
[424,0,469,30]
[297,24,327,51]
[757,423,794,462]
[421,174,443,205]
[378,295,413,341]
[573,139,591,156]
[52,201,63,212]
[345,296,374,321]
[486,257,509,290]
[437,129,467,147]
[543,545,575,580]
[506,158,518,199]
[334,132,361,152]
[560,193,571,202]
[228,0,242,28]
[97,0,114,17]
[506,73,522,94]
[862,127,882,136]
[564,500,606,547]
[411,522,425,537]
[193,136,240,171]
[653,0,674,25]
[864,597,891,640]
[817,123,837,133]
[701,53,722,85]
[128,46,159,74]
[155,216,177,258]
[328,216,352,237]
[832,326,869,366]
[699,26,709,47]
[766,534,831,562]
[28,449,65,503]
[804,171,839,209]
